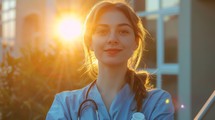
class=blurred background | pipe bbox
[0,0,214,120]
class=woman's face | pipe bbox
[91,9,137,67]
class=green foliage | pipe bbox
[0,42,89,120]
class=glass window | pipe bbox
[162,0,179,8]
[9,9,15,19]
[2,0,16,10]
[2,12,9,21]
[9,21,15,38]
[2,15,16,40]
[164,15,178,63]
[134,0,159,12]
[146,0,159,12]
[140,15,157,69]
[3,22,9,39]
[1,0,16,39]
[2,10,15,22]
[9,0,16,8]
[2,1,10,11]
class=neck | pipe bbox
[96,63,128,110]
[96,63,128,94]
[96,62,127,94]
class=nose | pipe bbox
[107,31,119,44]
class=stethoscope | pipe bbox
[77,80,100,120]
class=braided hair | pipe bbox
[126,69,151,111]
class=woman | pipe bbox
[46,1,174,120]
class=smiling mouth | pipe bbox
[104,49,122,55]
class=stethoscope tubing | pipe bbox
[77,81,100,120]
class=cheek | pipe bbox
[91,39,104,51]
[91,41,104,60]
[124,37,137,50]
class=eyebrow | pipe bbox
[95,23,133,28]
[118,23,133,28]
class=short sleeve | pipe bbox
[46,95,71,120]
[151,92,175,120]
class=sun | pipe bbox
[55,15,82,41]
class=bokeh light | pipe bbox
[165,99,170,104]
[181,104,185,109]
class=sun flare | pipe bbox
[55,15,82,41]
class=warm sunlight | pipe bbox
[55,15,82,41]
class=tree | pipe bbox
[0,41,88,120]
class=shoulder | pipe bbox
[143,88,174,111]
[55,85,90,103]
[46,85,91,120]
[147,88,171,100]
[142,89,175,119]
[56,89,83,100]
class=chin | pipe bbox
[101,60,127,67]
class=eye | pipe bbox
[94,28,109,36]
[118,29,130,35]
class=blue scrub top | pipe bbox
[46,83,174,120]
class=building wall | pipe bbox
[179,0,215,119]
[178,0,192,119]
[16,0,46,50]
[191,0,215,119]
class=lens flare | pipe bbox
[55,15,82,41]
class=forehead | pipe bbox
[95,9,131,26]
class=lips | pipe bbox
[104,48,122,55]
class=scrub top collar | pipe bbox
[87,83,135,114]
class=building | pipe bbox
[0,0,16,60]
[0,0,214,119]
[133,0,215,119]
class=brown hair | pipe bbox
[82,0,151,111]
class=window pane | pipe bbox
[140,15,157,69]
[9,9,15,19]
[3,22,9,39]
[9,21,15,38]
[10,0,16,8]
[2,1,10,11]
[134,0,159,12]
[2,12,9,21]
[162,75,178,119]
[164,15,178,63]
[162,0,180,8]
[146,0,159,11]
